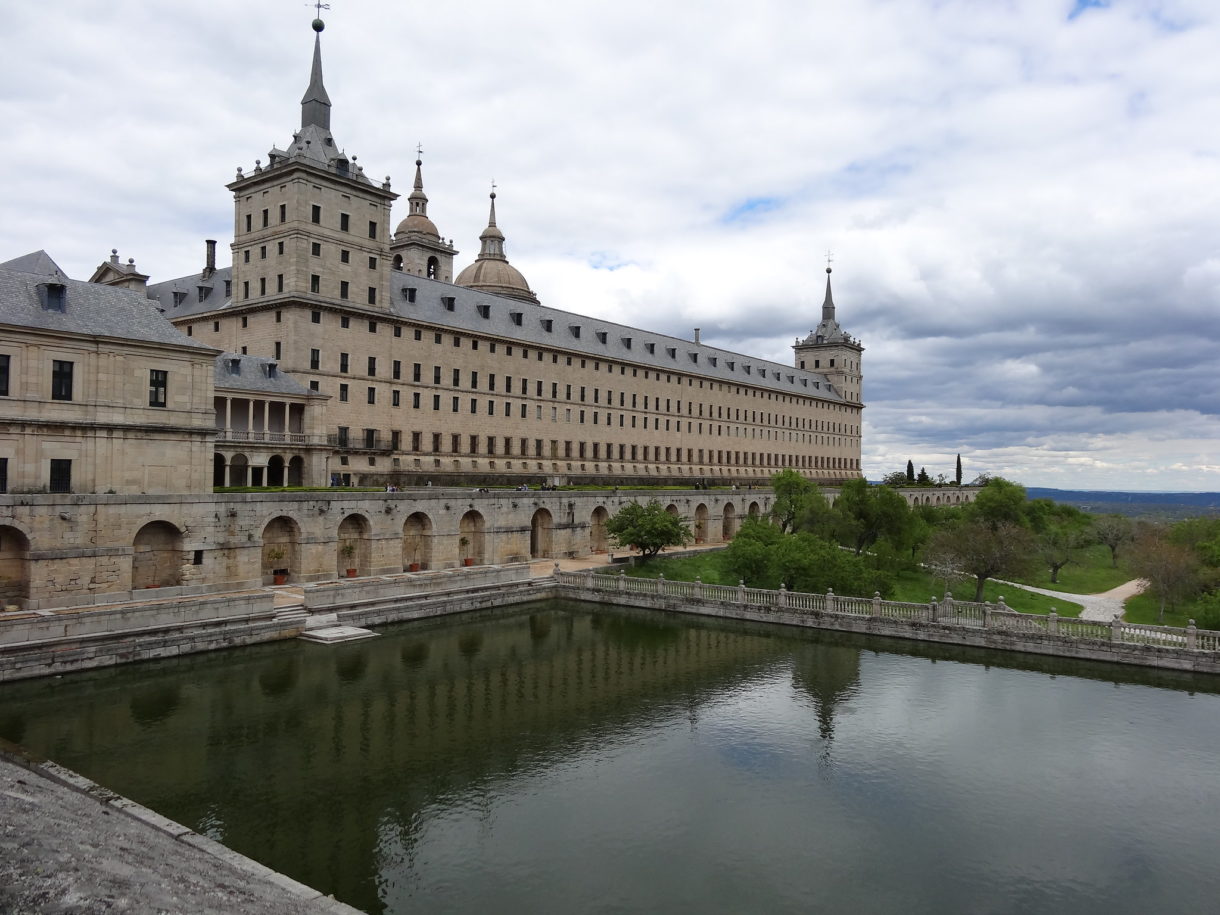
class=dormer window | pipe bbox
[595,331,607,344]
[39,283,67,312]
[665,347,676,359]
[726,360,735,371]
[172,291,188,307]
[744,364,752,375]
[510,311,523,326]
[621,336,632,349]
[477,304,491,319]
[197,286,210,303]
[541,319,553,332]
[442,296,455,311]
[688,352,698,363]
[569,325,581,338]
[227,357,241,375]
[709,357,717,367]
[403,287,417,303]
[644,342,655,354]
[265,362,278,379]
[224,280,232,298]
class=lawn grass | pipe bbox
[604,550,1083,617]
[889,570,1083,617]
[1122,591,1198,628]
[1005,543,1133,595]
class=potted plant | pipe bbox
[266,547,288,585]
[340,541,357,577]
[459,536,474,566]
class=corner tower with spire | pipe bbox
[793,266,863,404]
[454,191,539,304]
[226,16,397,313]
[390,155,457,282]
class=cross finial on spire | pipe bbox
[415,142,424,161]
[491,179,497,197]
[314,1,330,17]
[825,249,834,273]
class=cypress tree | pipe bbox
[955,453,962,486]
[906,460,915,483]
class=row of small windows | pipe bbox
[0,357,168,408]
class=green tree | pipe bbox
[724,520,881,595]
[955,453,962,486]
[970,477,1028,528]
[880,470,909,487]
[770,469,829,535]
[925,520,1037,601]
[1092,514,1133,568]
[831,478,912,555]
[906,460,915,484]
[606,501,692,560]
[1129,526,1200,623]
[916,466,931,485]
[1032,504,1093,583]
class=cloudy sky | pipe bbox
[2,0,1217,491]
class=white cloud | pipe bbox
[2,0,1218,491]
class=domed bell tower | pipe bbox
[389,153,457,282]
[793,266,863,404]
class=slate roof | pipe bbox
[0,256,213,350]
[146,266,233,319]
[391,275,848,403]
[0,250,65,278]
[213,352,318,396]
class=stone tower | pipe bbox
[792,267,863,404]
[226,18,398,311]
[390,157,457,282]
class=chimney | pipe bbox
[203,239,217,279]
[693,327,701,345]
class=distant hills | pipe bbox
[1026,488,1220,519]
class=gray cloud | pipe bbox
[2,0,1217,490]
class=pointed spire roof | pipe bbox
[455,190,538,304]
[800,265,857,347]
[821,266,835,322]
[301,20,332,130]
[395,156,440,238]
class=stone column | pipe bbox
[1047,610,1059,635]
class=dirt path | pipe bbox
[1004,578,1146,622]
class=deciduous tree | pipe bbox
[832,478,912,555]
[606,501,692,560]
[925,520,1037,601]
[1093,514,1133,568]
[1129,527,1199,623]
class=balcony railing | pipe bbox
[216,429,326,445]
[328,433,396,452]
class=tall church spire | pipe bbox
[822,266,836,322]
[301,19,332,131]
[478,192,507,260]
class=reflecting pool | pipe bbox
[2,600,1219,914]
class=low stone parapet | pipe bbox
[302,563,531,611]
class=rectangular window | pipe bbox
[49,459,71,494]
[367,357,377,376]
[245,213,252,232]
[148,369,167,407]
[411,431,421,451]
[0,457,6,493]
[51,360,73,401]
[367,387,376,404]
[259,244,267,259]
[311,204,321,224]
[393,361,402,380]
[392,390,400,407]
[310,349,320,370]
[340,249,350,264]
[432,394,440,410]
[340,212,350,232]
[259,277,266,295]
[340,316,350,328]
[412,392,420,408]
[367,287,377,305]
[242,280,250,299]
[369,256,378,270]
[311,242,321,256]
[340,353,349,373]
[276,274,284,292]
[310,274,320,294]
[368,321,378,333]
[368,220,378,239]
[311,310,321,324]
[339,384,349,402]
[0,354,9,395]
[340,280,349,299]
[279,203,286,223]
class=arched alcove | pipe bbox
[530,508,553,559]
[337,513,371,577]
[213,454,226,487]
[132,521,184,589]
[228,454,249,487]
[590,506,609,552]
[748,501,761,519]
[287,455,305,487]
[266,455,286,487]
[261,516,301,583]
[721,503,737,541]
[0,525,31,605]
[403,512,433,571]
[694,504,709,543]
[459,510,485,566]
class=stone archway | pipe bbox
[530,508,553,559]
[721,503,737,541]
[665,503,679,517]
[0,525,30,605]
[228,454,249,487]
[132,521,184,589]
[590,506,609,552]
[694,504,709,543]
[266,455,286,487]
[459,510,486,566]
[403,512,433,571]
[337,513,371,577]
[748,501,761,519]
[261,516,300,583]
[287,456,305,487]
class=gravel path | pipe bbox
[999,578,1146,621]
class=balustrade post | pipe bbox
[773,583,785,609]
[929,598,939,622]
[873,591,882,616]
[1047,610,1059,635]
[997,595,1009,613]
[1187,620,1197,650]
[826,589,836,613]
[983,603,992,628]
[618,568,626,591]
[694,575,704,601]
[738,580,746,604]
[943,591,954,616]
[657,573,665,595]
[585,570,594,588]
[1111,617,1123,643]
[553,561,561,576]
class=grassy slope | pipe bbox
[1006,543,1133,594]
[609,550,1083,617]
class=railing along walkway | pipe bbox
[557,569,1218,654]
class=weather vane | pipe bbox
[825,249,834,271]
[314,1,330,15]
[416,142,424,160]
[491,179,497,195]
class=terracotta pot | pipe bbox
[273,573,288,585]
[346,568,357,578]
[408,563,421,572]
[463,558,475,567]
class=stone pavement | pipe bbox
[0,749,360,915]
[998,578,1146,622]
